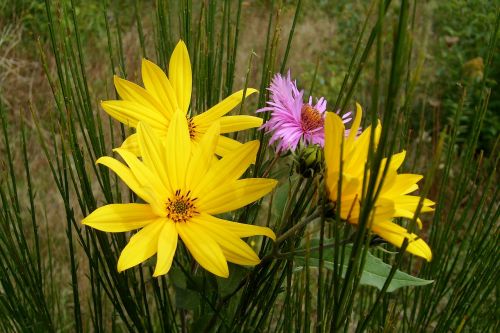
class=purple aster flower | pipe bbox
[258,71,353,152]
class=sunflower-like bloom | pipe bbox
[102,40,262,156]
[324,104,434,261]
[82,111,277,277]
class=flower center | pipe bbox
[187,117,197,139]
[300,104,324,132]
[166,190,198,223]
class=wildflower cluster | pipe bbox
[83,40,434,279]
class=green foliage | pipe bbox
[0,101,54,331]
[429,0,499,154]
[294,241,433,292]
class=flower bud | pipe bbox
[295,145,324,178]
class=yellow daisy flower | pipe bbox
[101,40,262,156]
[83,111,277,277]
[324,104,434,261]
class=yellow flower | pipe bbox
[324,104,434,261]
[101,40,262,156]
[82,111,277,277]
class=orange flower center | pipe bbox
[166,190,198,223]
[300,104,324,132]
[187,117,197,139]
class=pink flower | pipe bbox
[258,71,353,152]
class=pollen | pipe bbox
[300,104,324,132]
[187,117,197,139]
[166,190,198,223]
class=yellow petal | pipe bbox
[101,100,168,130]
[185,122,220,190]
[192,140,259,198]
[176,222,229,277]
[339,197,360,222]
[327,171,360,205]
[114,76,165,113]
[193,88,258,125]
[169,41,192,114]
[341,173,362,198]
[214,115,262,134]
[325,171,338,201]
[374,168,397,197]
[324,112,346,176]
[371,221,432,261]
[197,178,277,215]
[141,59,179,118]
[193,213,275,240]
[114,149,169,211]
[137,122,171,193]
[215,135,243,157]
[121,133,141,156]
[96,156,155,204]
[345,103,363,148]
[388,151,406,171]
[165,111,191,191]
[82,204,157,232]
[344,125,373,177]
[348,197,395,226]
[190,218,260,266]
[117,220,165,272]
[153,221,178,276]
[393,208,423,229]
[370,198,397,224]
[393,196,435,213]
[383,174,423,197]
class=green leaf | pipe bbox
[216,264,248,297]
[294,240,433,292]
[170,267,200,310]
[191,312,214,332]
[174,286,200,310]
[169,267,187,289]
[272,179,291,219]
